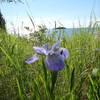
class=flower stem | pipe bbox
[50,71,58,98]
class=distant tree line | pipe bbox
[0,11,6,30]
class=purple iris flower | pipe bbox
[25,40,69,71]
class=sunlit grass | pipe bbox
[0,24,100,100]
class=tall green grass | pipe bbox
[0,24,100,100]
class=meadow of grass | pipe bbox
[0,24,100,100]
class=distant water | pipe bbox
[46,28,73,35]
[46,28,97,37]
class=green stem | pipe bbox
[50,71,58,98]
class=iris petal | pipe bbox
[33,47,47,55]
[59,48,69,59]
[45,53,65,71]
[43,44,49,51]
[47,50,55,55]
[25,55,39,64]
[52,40,62,52]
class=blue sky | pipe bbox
[0,0,100,33]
